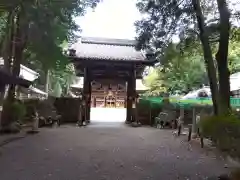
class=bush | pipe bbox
[3,100,26,123]
[23,99,40,123]
[200,115,240,158]
[0,100,26,133]
[11,101,26,122]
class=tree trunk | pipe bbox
[215,0,231,115]
[191,0,220,115]
[1,11,12,71]
[8,9,23,101]
[0,11,13,106]
[0,10,16,127]
[45,69,50,96]
[1,6,27,127]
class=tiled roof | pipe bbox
[72,37,147,61]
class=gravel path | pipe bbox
[0,125,229,180]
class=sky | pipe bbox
[74,0,142,40]
[75,0,240,41]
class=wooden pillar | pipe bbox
[126,66,136,123]
[132,70,136,123]
[93,96,96,107]
[126,79,133,123]
[82,67,91,123]
[77,96,83,126]
[104,96,107,107]
[87,81,92,122]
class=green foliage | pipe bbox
[144,43,207,95]
[49,63,75,97]
[23,99,40,122]
[4,100,26,122]
[11,101,26,121]
[229,29,240,74]
[52,81,62,97]
[0,0,100,90]
[143,69,167,96]
[135,0,239,101]
[200,115,240,158]
[135,0,237,53]
[19,0,100,71]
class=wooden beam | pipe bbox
[70,57,156,66]
[74,60,146,79]
[91,75,129,81]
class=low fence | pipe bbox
[22,97,81,124]
[137,96,240,126]
[54,97,81,123]
[139,97,240,108]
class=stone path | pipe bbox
[0,125,229,180]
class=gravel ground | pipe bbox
[0,124,229,180]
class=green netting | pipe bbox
[139,97,240,108]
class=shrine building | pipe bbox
[71,78,148,108]
[68,37,156,124]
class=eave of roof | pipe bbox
[0,58,39,81]
[0,69,32,88]
[81,37,136,46]
[69,37,156,65]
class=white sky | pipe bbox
[74,0,142,40]
[75,0,240,41]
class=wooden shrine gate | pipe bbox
[90,80,127,108]
[68,37,155,125]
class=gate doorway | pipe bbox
[90,107,126,125]
[90,80,127,124]
[68,37,155,126]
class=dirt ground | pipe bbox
[0,123,230,180]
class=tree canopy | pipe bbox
[0,0,100,95]
[135,0,239,115]
[0,0,101,126]
[144,43,208,96]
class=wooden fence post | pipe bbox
[188,125,192,141]
[177,107,184,136]
[149,101,152,125]
[192,107,197,137]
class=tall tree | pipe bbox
[0,0,100,127]
[135,0,237,115]
[191,0,219,114]
[215,0,231,113]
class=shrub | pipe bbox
[11,101,26,122]
[200,115,240,158]
[23,99,40,123]
[3,100,26,123]
[0,100,26,133]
